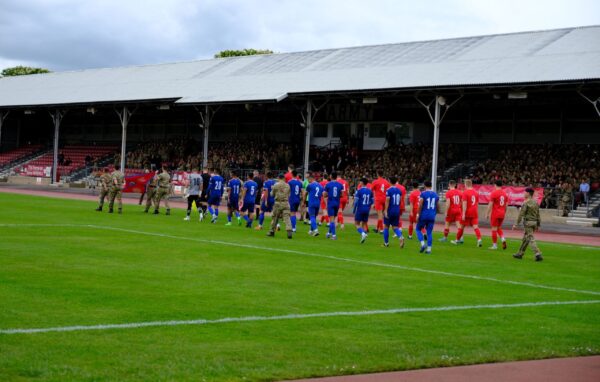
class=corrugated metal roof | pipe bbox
[0,26,598,107]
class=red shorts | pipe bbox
[409,214,417,224]
[374,199,386,211]
[320,199,326,211]
[490,215,505,228]
[445,210,462,223]
[461,216,479,227]
[340,199,348,212]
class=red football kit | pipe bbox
[337,177,350,224]
[461,188,479,226]
[445,188,463,223]
[372,177,391,211]
[490,188,508,227]
[409,189,421,224]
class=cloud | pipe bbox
[0,0,598,71]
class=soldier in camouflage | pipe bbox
[143,170,159,213]
[153,165,171,215]
[267,173,293,239]
[108,164,125,214]
[95,167,112,212]
[512,188,543,261]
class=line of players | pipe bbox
[179,165,510,254]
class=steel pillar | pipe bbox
[50,109,65,184]
[431,97,441,192]
[303,100,313,174]
[115,106,134,171]
[0,110,8,150]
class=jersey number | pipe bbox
[453,195,460,205]
[426,197,435,210]
[499,196,505,206]
[392,194,400,205]
[362,194,370,205]
[471,195,476,205]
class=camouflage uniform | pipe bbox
[515,198,542,260]
[144,176,158,213]
[108,170,125,213]
[154,171,171,214]
[268,179,292,237]
[559,183,572,217]
[96,172,112,210]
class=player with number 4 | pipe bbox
[486,180,508,250]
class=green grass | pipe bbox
[0,192,598,381]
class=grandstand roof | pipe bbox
[1,25,599,107]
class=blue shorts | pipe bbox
[261,202,272,213]
[290,201,300,213]
[384,214,400,227]
[208,195,221,206]
[308,206,320,217]
[416,219,435,232]
[227,198,239,211]
[241,201,254,213]
[354,210,370,223]
[327,203,340,217]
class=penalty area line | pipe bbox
[1,300,598,335]
[2,223,600,297]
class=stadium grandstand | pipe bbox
[0,25,599,224]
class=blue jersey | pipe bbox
[263,179,276,205]
[243,180,258,203]
[207,175,224,197]
[228,178,242,200]
[306,181,324,207]
[354,187,373,212]
[419,190,439,221]
[386,187,402,215]
[288,179,303,205]
[325,180,343,205]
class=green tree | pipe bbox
[214,49,273,58]
[1,66,51,77]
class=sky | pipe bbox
[0,0,598,72]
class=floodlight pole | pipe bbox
[50,109,66,184]
[578,91,600,118]
[416,94,462,192]
[0,110,9,150]
[195,105,219,169]
[115,106,134,171]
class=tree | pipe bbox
[1,66,51,77]
[214,49,273,58]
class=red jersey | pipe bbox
[395,183,407,211]
[372,177,391,201]
[409,189,421,216]
[338,178,349,201]
[358,183,372,190]
[285,172,293,183]
[462,188,479,218]
[445,188,463,214]
[490,188,508,217]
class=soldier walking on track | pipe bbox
[153,165,171,215]
[143,170,159,213]
[512,188,543,261]
[108,164,125,214]
[267,173,293,239]
[95,167,112,211]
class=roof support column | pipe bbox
[416,94,462,191]
[578,91,600,118]
[303,100,313,174]
[195,105,219,169]
[115,106,134,171]
[300,99,328,173]
[0,110,9,150]
[49,109,66,184]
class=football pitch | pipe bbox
[0,192,599,381]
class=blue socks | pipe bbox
[329,222,336,236]
[310,216,317,231]
[416,228,424,243]
[394,228,403,238]
[427,227,433,247]
[259,212,265,225]
[357,227,364,235]
[291,215,296,230]
[383,228,389,244]
[208,206,214,216]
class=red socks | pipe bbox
[492,231,498,244]
[497,227,504,238]
[444,228,449,238]
[338,212,344,224]
[456,228,464,240]
[474,228,482,240]
[377,219,383,231]
[408,224,414,236]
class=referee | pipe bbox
[253,169,263,217]
[199,167,211,220]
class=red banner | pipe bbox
[468,185,543,206]
[123,173,154,193]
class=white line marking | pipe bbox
[2,300,598,335]
[2,223,600,297]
